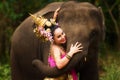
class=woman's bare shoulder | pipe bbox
[50,45,60,56]
[51,45,59,51]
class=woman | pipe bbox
[31,8,83,80]
[46,8,83,80]
[47,25,83,80]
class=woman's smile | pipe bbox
[53,28,66,44]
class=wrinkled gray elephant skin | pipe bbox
[10,1,105,80]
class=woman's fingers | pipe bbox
[77,43,82,47]
[74,42,79,46]
[71,44,73,47]
[74,42,83,48]
[78,46,83,51]
[70,42,83,53]
[78,49,83,52]
[74,42,83,52]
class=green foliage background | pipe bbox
[0,0,120,80]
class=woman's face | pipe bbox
[53,28,66,45]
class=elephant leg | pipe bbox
[10,50,23,80]
[79,55,99,80]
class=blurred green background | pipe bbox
[0,0,120,80]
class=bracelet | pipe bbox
[66,54,71,60]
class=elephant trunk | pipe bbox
[32,42,88,78]
[32,59,66,78]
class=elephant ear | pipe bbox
[98,7,105,41]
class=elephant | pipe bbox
[10,1,105,80]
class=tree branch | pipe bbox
[102,0,119,35]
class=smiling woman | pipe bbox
[31,8,83,80]
[48,27,83,80]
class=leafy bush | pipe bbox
[0,63,11,80]
[100,60,120,80]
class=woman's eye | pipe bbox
[57,35,61,38]
[62,32,65,35]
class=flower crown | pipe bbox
[30,13,58,42]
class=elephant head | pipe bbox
[10,1,105,80]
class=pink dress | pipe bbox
[48,54,78,80]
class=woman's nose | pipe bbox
[62,34,65,39]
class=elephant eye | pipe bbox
[91,30,97,36]
[89,30,98,40]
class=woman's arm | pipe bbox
[52,47,70,69]
[52,42,83,69]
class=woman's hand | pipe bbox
[68,42,83,57]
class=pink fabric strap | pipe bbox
[48,55,78,80]
[70,69,78,80]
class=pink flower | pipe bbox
[36,27,53,42]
